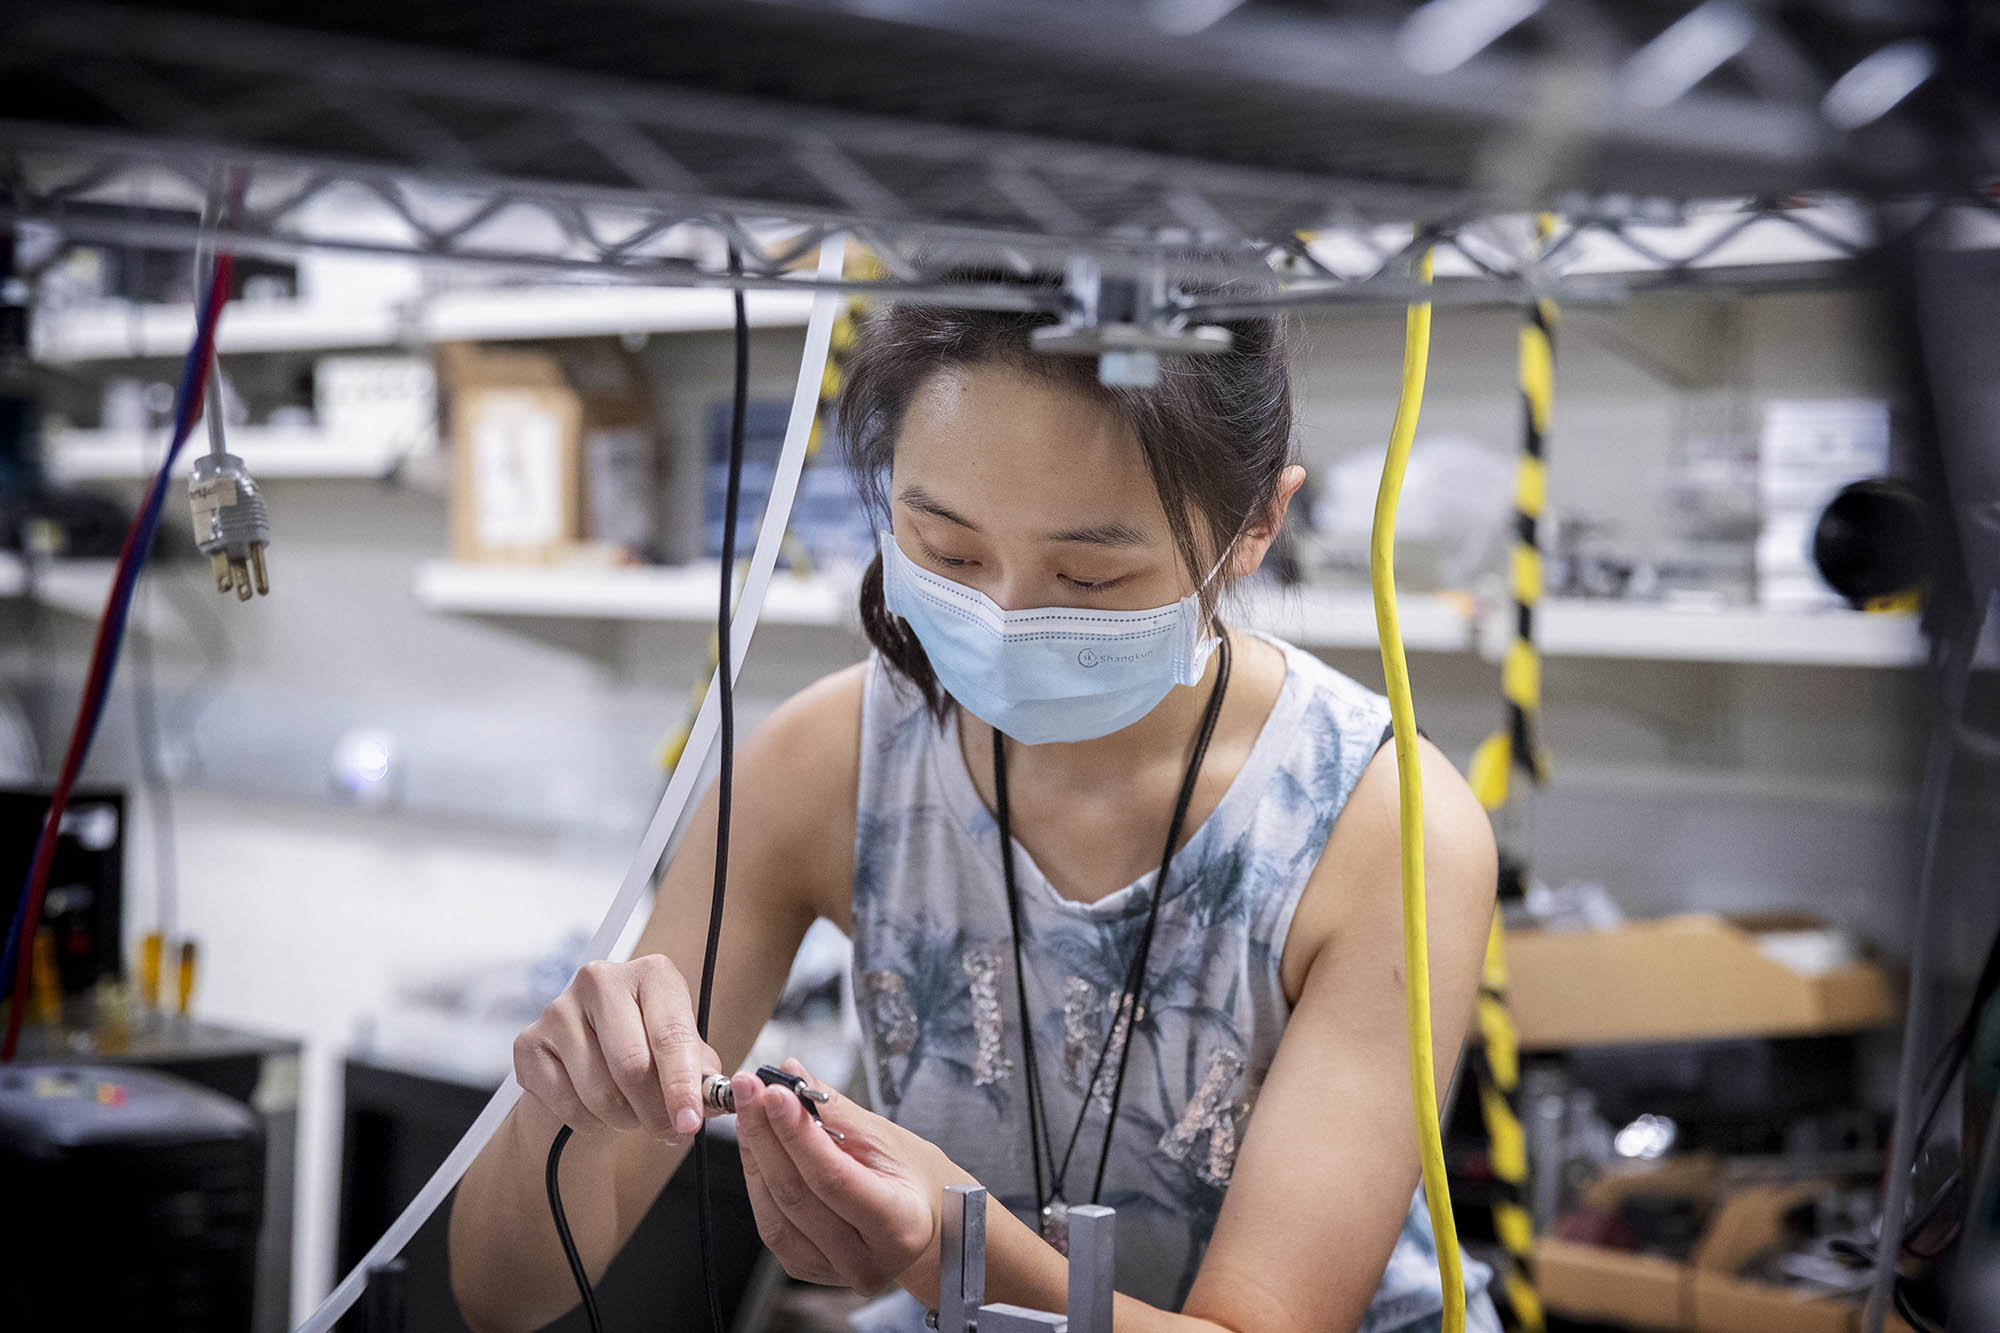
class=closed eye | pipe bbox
[917,538,975,570]
[1063,575,1127,594]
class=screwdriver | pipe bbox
[139,931,164,1012]
[176,940,198,1018]
[31,928,62,1029]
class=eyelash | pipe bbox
[918,539,1125,595]
[917,538,973,570]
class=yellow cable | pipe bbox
[1370,247,1466,1333]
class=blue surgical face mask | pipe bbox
[878,529,1231,745]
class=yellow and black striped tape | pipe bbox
[1471,288,1555,810]
[1461,217,1558,1333]
[1473,914,1543,1331]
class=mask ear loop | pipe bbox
[1179,532,1242,680]
[1191,522,1249,638]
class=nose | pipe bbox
[988,570,1046,613]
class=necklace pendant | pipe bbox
[1039,1199,1070,1255]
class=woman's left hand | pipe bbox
[731,1059,968,1293]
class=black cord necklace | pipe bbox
[992,633,1232,1253]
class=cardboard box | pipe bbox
[563,342,661,554]
[1538,1167,1888,1333]
[1692,1183,1862,1333]
[440,342,583,563]
[1535,1156,1722,1330]
[1537,1238,1690,1329]
[1505,914,1898,1050]
[439,340,664,562]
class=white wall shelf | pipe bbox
[411,563,1475,653]
[0,553,187,636]
[31,287,818,363]
[1477,597,1927,668]
[1235,585,1472,654]
[412,565,1947,668]
[411,561,859,627]
[0,553,115,612]
[45,427,424,482]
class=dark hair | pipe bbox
[840,277,1293,719]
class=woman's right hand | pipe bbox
[513,954,721,1143]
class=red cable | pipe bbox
[3,255,233,1061]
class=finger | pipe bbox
[734,1075,846,1283]
[514,1029,604,1133]
[737,1143,838,1282]
[776,1060,914,1177]
[561,1008,642,1133]
[763,1074,907,1233]
[740,1079,870,1270]
[582,973,678,1139]
[633,956,707,1137]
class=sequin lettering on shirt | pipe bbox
[1061,976,1104,1092]
[963,947,1013,1087]
[862,970,918,1104]
[1159,1049,1249,1185]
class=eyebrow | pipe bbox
[1044,520,1151,549]
[896,484,981,531]
[897,484,1153,549]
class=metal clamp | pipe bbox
[1029,257,1233,386]
[932,1186,1115,1333]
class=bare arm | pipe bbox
[447,664,865,1333]
[1178,737,1497,1331]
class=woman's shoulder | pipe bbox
[752,657,869,738]
[734,661,871,910]
[1258,632,1392,734]
[1244,634,1492,1000]
[1241,633,1394,806]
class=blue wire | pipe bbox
[0,266,226,1013]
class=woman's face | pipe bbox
[887,363,1199,613]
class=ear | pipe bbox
[1228,465,1307,581]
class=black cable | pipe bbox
[545,247,751,1333]
[992,634,1234,1222]
[1868,609,1983,1331]
[545,1126,606,1333]
[1089,634,1232,1203]
[991,732,1052,1215]
[689,241,750,1333]
[1893,1275,1946,1333]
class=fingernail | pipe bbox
[732,1073,760,1107]
[675,1108,701,1135]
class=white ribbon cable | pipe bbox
[297,236,850,1332]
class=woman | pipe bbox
[449,289,1502,1332]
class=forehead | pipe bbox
[892,363,1167,533]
